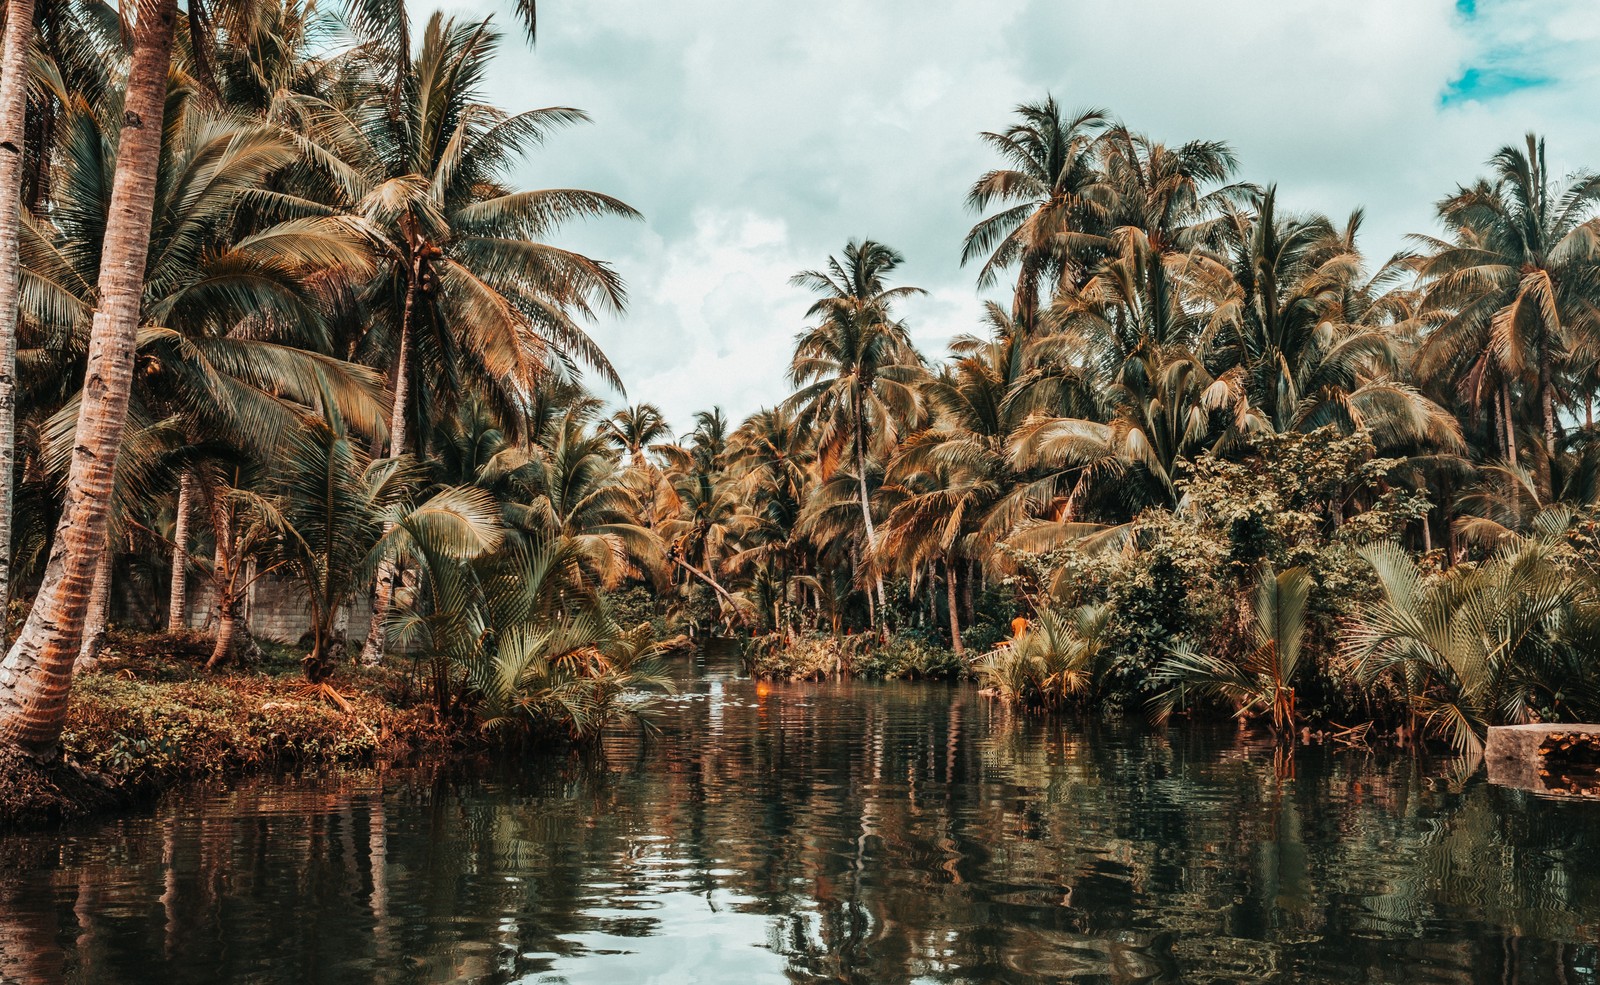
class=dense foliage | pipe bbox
[2,4,1600,756]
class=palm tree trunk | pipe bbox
[945,557,964,658]
[167,471,194,630]
[207,597,239,671]
[1501,381,1518,465]
[0,0,36,620]
[77,544,113,669]
[360,278,417,667]
[853,421,887,619]
[961,558,975,627]
[1542,378,1558,500]
[0,0,176,760]
[205,494,235,670]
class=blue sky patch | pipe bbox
[1442,66,1550,106]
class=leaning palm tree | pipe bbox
[786,239,926,620]
[0,0,182,758]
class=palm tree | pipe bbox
[1346,519,1600,754]
[0,0,40,615]
[1414,134,1600,497]
[311,14,637,664]
[961,98,1107,330]
[601,402,670,466]
[0,0,179,759]
[21,89,381,642]
[787,239,926,621]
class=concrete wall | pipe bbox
[112,569,375,647]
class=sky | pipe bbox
[426,0,1600,433]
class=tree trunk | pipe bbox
[205,493,235,670]
[167,470,194,630]
[77,544,113,670]
[206,595,239,671]
[945,557,964,658]
[0,0,176,760]
[360,277,417,667]
[1541,378,1558,501]
[0,0,35,620]
[1501,381,1518,466]
[961,557,975,627]
[854,421,887,618]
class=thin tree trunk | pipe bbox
[205,494,235,670]
[167,470,194,630]
[671,556,746,628]
[0,0,176,759]
[961,557,975,627]
[77,544,113,669]
[360,278,417,667]
[945,557,964,658]
[1501,381,1518,466]
[854,421,887,619]
[0,0,35,620]
[1542,378,1558,500]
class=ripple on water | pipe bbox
[0,650,1597,984]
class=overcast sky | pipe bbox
[427,0,1600,433]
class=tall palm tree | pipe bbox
[22,89,381,642]
[787,239,925,620]
[311,14,637,664]
[0,0,40,615]
[961,98,1107,331]
[1414,134,1600,497]
[0,0,178,759]
[601,402,670,465]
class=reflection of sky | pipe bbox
[536,888,790,984]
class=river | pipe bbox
[0,645,1596,983]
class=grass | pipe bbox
[0,631,451,830]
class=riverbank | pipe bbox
[0,633,451,830]
[741,631,967,682]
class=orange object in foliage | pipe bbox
[1011,616,1030,638]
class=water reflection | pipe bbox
[1,648,1598,984]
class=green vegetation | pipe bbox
[3,0,1600,819]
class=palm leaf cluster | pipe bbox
[7,9,1600,756]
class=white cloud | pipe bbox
[413,0,1600,427]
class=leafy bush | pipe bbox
[976,606,1112,711]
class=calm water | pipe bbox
[2,648,1599,984]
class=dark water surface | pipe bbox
[2,647,1599,984]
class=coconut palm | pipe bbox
[0,0,39,615]
[601,402,670,466]
[961,98,1107,330]
[21,88,382,640]
[0,0,183,758]
[786,239,926,621]
[303,14,638,664]
[1414,134,1600,497]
